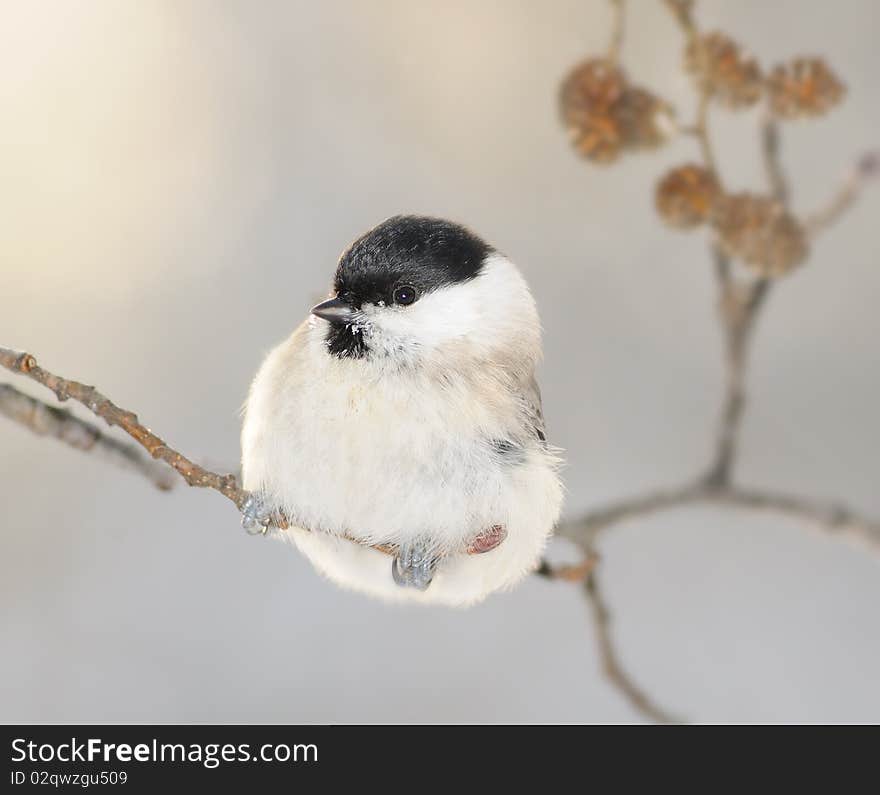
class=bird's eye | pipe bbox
[392,285,418,306]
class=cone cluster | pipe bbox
[559,59,672,164]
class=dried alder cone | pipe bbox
[559,58,672,163]
[685,31,763,109]
[655,164,720,228]
[558,19,852,281]
[767,57,846,119]
[711,193,809,277]
[656,171,809,278]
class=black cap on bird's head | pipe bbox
[312,216,493,358]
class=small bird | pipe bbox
[240,216,563,606]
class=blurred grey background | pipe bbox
[1,0,878,723]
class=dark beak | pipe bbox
[311,297,354,323]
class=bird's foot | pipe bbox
[240,492,286,536]
[392,538,438,591]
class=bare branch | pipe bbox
[661,0,696,37]
[703,113,787,487]
[805,150,880,237]
[704,267,770,487]
[0,346,249,510]
[557,480,705,550]
[535,553,599,583]
[662,2,725,193]
[557,475,878,724]
[557,479,880,551]
[0,383,177,492]
[607,0,626,65]
[760,111,789,204]
[584,572,683,724]
[720,486,880,550]
[694,87,719,178]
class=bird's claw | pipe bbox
[241,492,278,536]
[392,539,438,591]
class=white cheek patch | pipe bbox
[370,287,477,348]
[361,254,538,360]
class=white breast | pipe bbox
[241,258,563,606]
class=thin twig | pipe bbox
[557,480,705,550]
[760,111,789,204]
[584,572,683,724]
[704,266,769,487]
[721,486,880,550]
[661,0,696,37]
[694,87,718,178]
[607,0,626,65]
[804,151,880,237]
[0,347,248,509]
[712,241,732,286]
[0,383,177,491]
[702,111,790,486]
[556,474,878,725]
[535,552,600,583]
[663,0,720,183]
[557,479,880,551]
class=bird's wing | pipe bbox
[521,373,547,443]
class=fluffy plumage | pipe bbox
[241,216,563,606]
